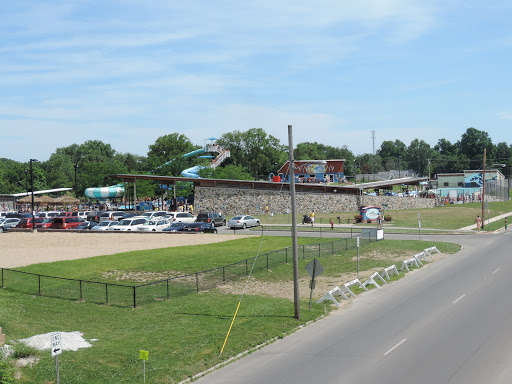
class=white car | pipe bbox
[137,219,171,232]
[113,217,147,231]
[169,212,197,223]
[140,211,169,220]
[227,215,260,229]
[91,221,120,231]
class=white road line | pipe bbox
[453,294,466,304]
[384,339,407,356]
[492,268,501,274]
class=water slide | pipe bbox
[84,140,230,199]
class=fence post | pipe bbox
[38,275,41,295]
[303,244,305,259]
[1,268,3,288]
[286,248,288,264]
[133,286,136,308]
[105,284,109,305]
[196,273,199,293]
[332,241,334,255]
[319,244,321,258]
[79,280,82,302]
[246,259,248,275]
[267,254,269,270]
[167,279,169,300]
[223,267,225,282]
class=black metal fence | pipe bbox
[1,231,378,307]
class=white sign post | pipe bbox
[356,237,360,279]
[417,212,421,240]
[51,332,62,384]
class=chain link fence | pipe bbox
[1,231,379,307]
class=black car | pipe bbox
[73,221,98,230]
[184,222,218,233]
[86,211,102,222]
[162,222,191,232]
[195,212,226,227]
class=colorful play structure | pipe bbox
[84,138,230,201]
[269,159,346,183]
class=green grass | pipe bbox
[0,237,462,383]
[253,198,512,230]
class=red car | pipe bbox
[17,217,46,228]
[35,218,54,229]
[57,211,74,217]
[50,217,84,229]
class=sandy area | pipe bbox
[0,231,251,268]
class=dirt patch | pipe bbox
[0,232,253,268]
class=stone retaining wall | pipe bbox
[194,187,436,216]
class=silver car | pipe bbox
[227,215,260,229]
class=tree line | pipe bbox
[1,127,510,198]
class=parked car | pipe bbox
[140,211,169,220]
[6,212,32,219]
[0,218,21,232]
[86,211,102,222]
[162,222,191,232]
[35,218,54,229]
[99,211,132,222]
[73,221,98,230]
[17,217,47,228]
[50,217,85,229]
[112,217,147,231]
[169,212,197,223]
[71,211,90,219]
[91,221,120,231]
[195,212,226,227]
[184,222,218,233]
[137,219,171,232]
[36,211,60,219]
[57,211,73,217]
[227,215,260,229]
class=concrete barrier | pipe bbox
[381,265,398,281]
[344,278,368,295]
[316,287,350,307]
[400,257,420,272]
[363,272,387,289]
[424,246,442,258]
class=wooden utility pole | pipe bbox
[481,148,486,229]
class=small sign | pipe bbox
[305,258,324,279]
[139,350,149,361]
[357,237,360,247]
[51,333,62,357]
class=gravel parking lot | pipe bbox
[0,231,250,268]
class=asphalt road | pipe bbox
[194,232,512,384]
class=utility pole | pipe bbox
[481,148,486,229]
[288,125,300,320]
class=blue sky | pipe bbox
[1,1,511,162]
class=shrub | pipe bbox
[12,344,36,359]
[354,215,362,223]
[0,360,15,384]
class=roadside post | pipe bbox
[417,212,421,240]
[357,236,360,279]
[140,350,149,383]
[51,332,62,384]
[305,258,324,311]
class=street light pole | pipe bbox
[30,159,38,230]
[288,125,300,321]
[353,159,356,184]
[74,164,79,199]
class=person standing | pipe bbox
[310,210,315,226]
[475,215,482,232]
[505,217,508,233]
[330,219,334,230]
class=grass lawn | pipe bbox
[0,237,461,383]
[254,199,512,230]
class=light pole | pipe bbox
[481,148,486,230]
[30,159,38,230]
[74,164,79,199]
[353,159,356,184]
[398,156,401,178]
[24,169,28,195]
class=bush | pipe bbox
[12,344,36,359]
[354,215,362,223]
[0,360,15,384]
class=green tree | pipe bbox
[217,128,286,180]
[458,127,495,168]
[407,139,433,176]
[377,140,407,171]
[198,164,253,180]
[146,133,199,176]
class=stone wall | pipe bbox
[194,187,436,216]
